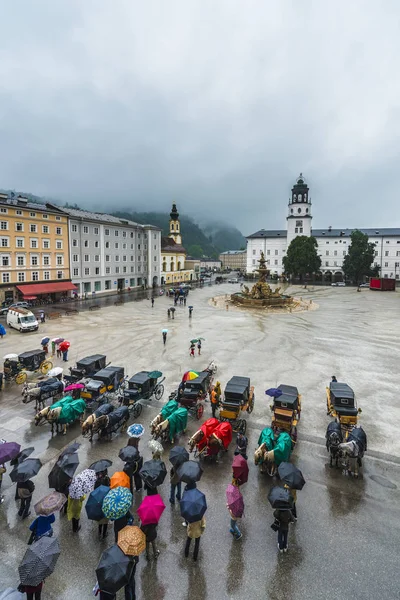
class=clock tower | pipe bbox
[286,173,312,246]
[169,202,182,245]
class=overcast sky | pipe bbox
[1,1,399,234]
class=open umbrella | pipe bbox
[59,443,81,459]
[96,544,135,593]
[162,328,168,333]
[64,382,85,392]
[85,485,110,521]
[148,440,163,456]
[89,459,112,473]
[59,341,70,352]
[3,353,18,360]
[0,324,6,337]
[180,488,207,523]
[41,337,50,346]
[137,494,165,525]
[102,487,133,520]
[18,536,60,587]
[10,458,42,482]
[169,446,189,468]
[278,462,306,490]
[110,471,130,490]
[226,484,244,518]
[48,453,79,490]
[139,460,167,488]
[10,446,35,466]
[265,388,283,398]
[68,479,84,500]
[232,455,249,485]
[0,442,21,464]
[118,446,139,463]
[176,460,203,484]
[34,492,67,516]
[148,370,162,379]
[73,469,97,494]
[47,367,63,377]
[52,337,64,344]
[268,486,294,509]
[118,526,146,556]
[127,424,145,438]
[190,338,205,343]
[182,371,199,382]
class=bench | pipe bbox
[48,312,62,319]
[65,309,79,315]
[89,305,101,311]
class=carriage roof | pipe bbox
[18,349,46,360]
[92,365,124,383]
[225,376,250,399]
[277,384,299,397]
[329,382,355,401]
[76,354,106,369]
[128,371,151,385]
[184,371,209,389]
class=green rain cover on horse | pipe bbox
[258,427,275,451]
[167,407,188,442]
[161,400,179,420]
[56,397,86,425]
[273,432,292,465]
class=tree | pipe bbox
[342,230,376,284]
[187,245,203,258]
[283,236,321,280]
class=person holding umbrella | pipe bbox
[277,462,306,522]
[67,492,85,533]
[268,486,294,553]
[59,341,70,362]
[16,479,36,520]
[226,484,244,540]
[28,513,55,544]
[18,536,60,600]
[138,494,165,560]
[168,446,189,505]
[180,488,207,561]
[19,579,45,599]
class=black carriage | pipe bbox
[219,376,254,434]
[3,350,52,384]
[120,371,165,417]
[81,366,125,403]
[326,382,359,434]
[65,354,107,384]
[178,371,211,420]
[270,384,301,442]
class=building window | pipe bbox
[252,259,256,265]
[130,232,134,239]
[385,251,389,256]
[105,280,111,290]
[17,256,25,266]
[154,256,157,261]
[84,240,89,248]
[105,267,110,274]
[295,228,298,233]
[343,251,346,256]
[115,255,120,262]
[274,260,278,265]
[326,251,329,256]
[83,226,89,234]
[275,250,278,255]
[15,222,24,231]
[30,212,36,217]
[94,227,99,235]
[325,261,329,267]
[56,227,62,235]
[116,266,120,274]
[73,254,79,262]
[43,256,50,266]
[123,266,127,273]
[15,237,24,248]
[299,228,303,233]
[384,262,389,267]
[31,256,38,266]
[18,272,25,282]
[94,255,100,262]
[43,240,50,249]
[122,243,127,250]
[138,244,141,250]
[42,225,49,234]
[334,251,337,256]
[2,273,10,283]
[123,256,127,262]
[72,224,77,232]
[94,241,99,248]
[84,267,90,275]
[95,267,100,275]
[73,268,79,276]
[0,208,7,213]
[131,244,134,250]
[84,255,89,262]
[105,242,110,248]
[386,240,390,244]
[2,255,9,266]
[94,281,101,291]
[56,216,61,221]
[131,267,134,273]
[72,239,78,247]
[334,261,337,267]
[56,241,63,249]
[57,271,63,279]
[115,243,119,249]
[131,256,134,262]
[30,224,37,233]
[105,255,110,262]
[57,255,63,266]
[0,221,8,230]
[115,230,119,237]
[397,251,400,257]
[42,214,48,219]
[154,245,157,250]
[44,271,50,280]
[32,271,39,281]
[252,250,256,255]
[105,229,110,236]
[30,239,38,249]
[123,231,127,238]
[375,251,378,256]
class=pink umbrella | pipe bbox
[64,383,85,392]
[137,494,166,525]
[226,484,244,518]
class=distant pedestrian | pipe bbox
[51,340,56,355]
[210,387,218,418]
[42,343,49,354]
[162,331,167,345]
[17,479,35,519]
[331,375,337,383]
[167,309,170,319]
[197,340,202,355]
[227,504,242,541]
[62,349,68,362]
[28,513,55,544]
[169,466,182,505]
[114,510,133,543]
[189,307,193,318]
[67,494,85,532]
[234,432,248,460]
[273,508,293,553]
[0,463,6,503]
[151,297,154,308]
[190,344,195,358]
[39,310,45,323]
[184,516,206,561]
[141,521,160,560]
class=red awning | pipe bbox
[17,282,77,296]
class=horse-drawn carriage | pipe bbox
[80,366,125,404]
[254,427,293,476]
[22,377,65,411]
[270,384,301,443]
[326,381,360,435]
[151,399,188,443]
[3,350,52,384]
[219,376,254,434]
[178,371,212,420]
[188,417,233,459]
[65,354,107,384]
[120,371,165,417]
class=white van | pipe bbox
[7,308,39,332]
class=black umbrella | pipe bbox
[48,454,79,490]
[118,446,139,463]
[169,446,189,468]
[89,459,113,473]
[180,488,207,523]
[139,460,167,488]
[10,446,35,466]
[278,462,306,490]
[18,536,60,587]
[9,458,42,483]
[268,486,294,509]
[177,460,203,484]
[96,544,135,594]
[59,442,81,459]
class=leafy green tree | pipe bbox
[187,245,203,258]
[283,236,321,280]
[342,230,376,283]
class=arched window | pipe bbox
[170,262,174,272]
[298,208,301,214]
[171,223,174,231]
[177,261,181,271]
[162,262,167,272]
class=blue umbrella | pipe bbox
[41,337,50,346]
[0,324,6,336]
[180,488,207,523]
[265,388,283,398]
[85,485,110,521]
[127,424,145,438]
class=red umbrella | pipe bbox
[137,494,165,525]
[232,455,249,485]
[226,484,244,518]
[59,341,70,352]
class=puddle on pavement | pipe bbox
[369,474,397,489]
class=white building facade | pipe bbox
[246,174,400,281]
[62,208,161,296]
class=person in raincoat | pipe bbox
[67,494,85,532]
[28,514,55,544]
[51,340,56,355]
[184,516,206,561]
[273,508,293,553]
[210,387,218,418]
[189,343,195,358]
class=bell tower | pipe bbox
[169,203,182,245]
[286,173,312,247]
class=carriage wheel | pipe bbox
[40,360,53,375]
[237,420,247,434]
[155,384,164,401]
[196,403,204,420]
[133,403,143,418]
[16,371,27,385]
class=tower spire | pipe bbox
[169,202,182,245]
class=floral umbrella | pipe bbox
[34,492,67,516]
[102,487,133,521]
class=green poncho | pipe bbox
[52,396,86,425]
[273,432,292,465]
[258,427,275,451]
[167,407,188,442]
[161,399,179,420]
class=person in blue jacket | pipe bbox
[28,513,55,544]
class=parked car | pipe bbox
[228,278,239,284]
[359,282,369,288]
[331,282,346,287]
[0,302,30,316]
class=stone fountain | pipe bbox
[230,252,293,308]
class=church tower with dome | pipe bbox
[286,173,313,246]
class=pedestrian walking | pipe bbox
[273,508,293,553]
[51,340,56,355]
[124,556,138,600]
[184,296,187,306]
[184,516,206,561]
[42,343,49,354]
[167,309,170,319]
[197,340,202,355]
[67,494,85,532]
[210,387,218,418]
[98,515,109,540]
[141,521,160,560]
[114,510,133,543]
[19,580,44,600]
[39,310,45,323]
[17,479,35,519]
[228,506,242,540]
[151,297,154,308]
[62,349,68,361]
[169,466,182,505]
[0,462,6,503]
[234,432,248,460]
[188,306,193,318]
[190,343,195,358]
[28,513,55,544]
[162,330,167,345]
